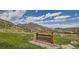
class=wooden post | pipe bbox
[51,32,54,44]
[36,32,38,40]
[33,32,39,41]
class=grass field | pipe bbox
[0,32,44,49]
[0,30,79,49]
[54,33,79,48]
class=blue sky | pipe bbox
[0,10,79,28]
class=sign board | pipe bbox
[33,32,54,44]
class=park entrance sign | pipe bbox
[29,32,57,48]
[33,32,54,44]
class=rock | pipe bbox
[70,41,78,45]
[52,44,61,49]
[60,44,75,49]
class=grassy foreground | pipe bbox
[0,32,44,49]
[0,31,79,49]
[54,33,79,48]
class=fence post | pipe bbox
[36,32,38,40]
[51,32,54,44]
[33,32,39,40]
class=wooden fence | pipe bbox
[33,32,54,44]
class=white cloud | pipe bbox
[54,15,70,19]
[42,15,71,23]
[49,19,65,22]
[45,15,71,23]
[21,12,62,24]
[74,14,78,16]
[0,10,26,23]
[45,12,62,18]
[22,15,45,23]
[76,16,79,19]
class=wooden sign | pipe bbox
[33,32,54,44]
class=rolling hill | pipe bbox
[0,19,14,29]
[17,22,53,32]
[54,27,79,34]
[0,19,25,33]
[0,19,53,32]
[63,27,79,34]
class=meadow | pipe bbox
[0,29,79,49]
[54,33,79,48]
[0,31,44,49]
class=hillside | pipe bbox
[63,27,79,34]
[0,19,25,33]
[0,19,44,48]
[0,19,14,29]
[17,22,53,32]
[54,27,79,34]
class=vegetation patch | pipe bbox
[0,32,44,49]
[54,33,79,48]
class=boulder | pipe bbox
[70,41,78,45]
[60,44,75,49]
[52,44,61,49]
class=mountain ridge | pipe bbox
[0,19,79,33]
[0,19,25,32]
[17,22,53,32]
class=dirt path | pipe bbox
[30,40,60,49]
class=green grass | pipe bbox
[54,34,71,45]
[0,32,44,49]
[54,33,79,48]
[0,30,79,49]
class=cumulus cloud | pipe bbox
[74,14,78,16]
[54,15,70,19]
[49,19,65,22]
[76,16,79,19]
[48,15,71,22]
[21,12,62,24]
[44,12,62,19]
[0,10,26,24]
[20,15,45,24]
